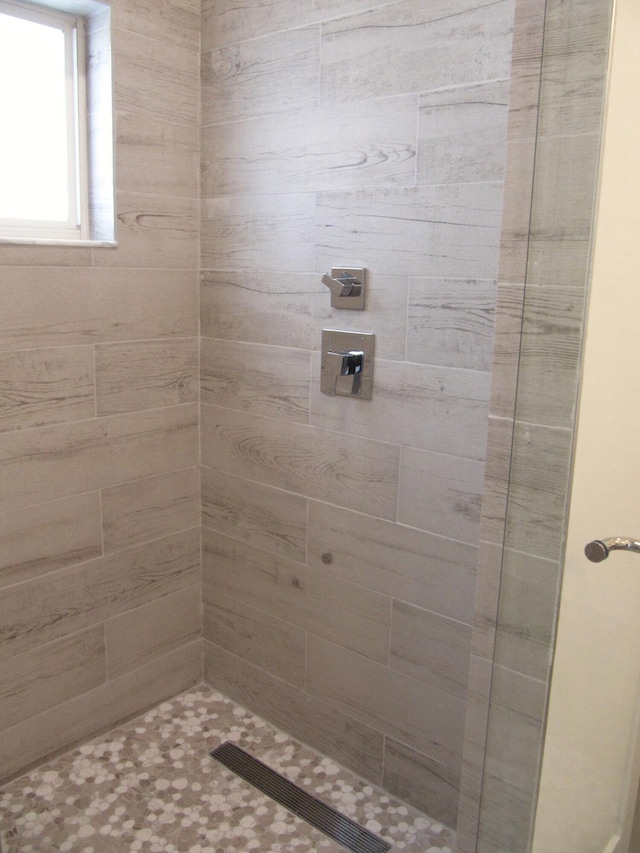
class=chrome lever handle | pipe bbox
[321,267,366,310]
[584,537,640,562]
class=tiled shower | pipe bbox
[0,0,609,850]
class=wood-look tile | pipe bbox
[504,421,573,562]
[307,501,477,625]
[0,641,201,784]
[0,493,102,589]
[200,339,311,424]
[483,702,543,793]
[201,404,399,520]
[493,548,559,681]
[0,529,200,661]
[106,584,201,679]
[315,183,503,279]
[417,81,509,185]
[102,468,200,553]
[112,0,200,53]
[310,356,490,460]
[383,737,460,828]
[204,640,384,785]
[488,283,525,421]
[203,586,305,687]
[490,664,547,723]
[407,278,497,373]
[95,192,198,270]
[113,28,198,126]
[478,415,514,547]
[202,529,390,664]
[201,96,417,195]
[0,268,198,351]
[526,133,601,288]
[0,347,95,433]
[201,193,316,273]
[116,113,199,199]
[0,243,92,267]
[201,27,319,125]
[390,601,471,699]
[200,271,409,361]
[321,0,515,104]
[201,0,395,51]
[470,540,503,660]
[536,0,611,138]
[0,626,105,731]
[306,634,466,773]
[512,286,584,428]
[202,468,307,564]
[0,404,198,514]
[398,447,485,544]
[95,338,198,415]
[475,770,536,853]
[497,138,537,284]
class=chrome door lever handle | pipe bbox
[584,537,640,562]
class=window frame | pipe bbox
[0,0,102,243]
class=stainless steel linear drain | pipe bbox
[210,741,391,853]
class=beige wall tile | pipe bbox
[201,193,316,273]
[308,500,477,624]
[315,184,503,279]
[512,286,584,428]
[383,737,460,828]
[321,0,515,103]
[0,626,105,731]
[95,192,198,270]
[310,356,490,460]
[488,283,526,420]
[204,640,384,785]
[202,528,391,664]
[0,529,200,660]
[0,641,201,784]
[390,601,471,699]
[0,493,102,589]
[202,468,307,564]
[0,268,198,351]
[116,114,199,199]
[95,338,198,415]
[0,404,198,513]
[201,339,311,424]
[306,634,466,773]
[201,404,399,520]
[113,0,200,53]
[201,27,319,125]
[398,447,485,543]
[203,586,305,686]
[0,347,95,433]
[113,28,198,125]
[407,278,497,373]
[202,97,417,195]
[201,0,394,51]
[102,468,200,553]
[504,421,573,561]
[417,81,509,185]
[201,271,409,361]
[106,585,201,679]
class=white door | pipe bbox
[531,0,640,850]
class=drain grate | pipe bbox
[210,741,391,853]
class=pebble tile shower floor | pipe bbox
[0,686,455,853]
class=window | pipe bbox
[0,0,114,244]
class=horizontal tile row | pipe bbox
[201,183,503,277]
[203,270,497,366]
[0,465,199,590]
[0,339,198,432]
[201,0,514,106]
[0,404,198,514]
[201,406,483,541]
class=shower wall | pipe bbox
[0,0,201,782]
[200,0,515,827]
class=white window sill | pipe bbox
[0,237,118,247]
